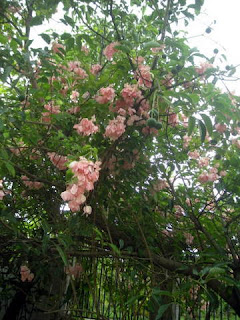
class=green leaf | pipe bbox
[109,243,121,256]
[40,33,51,44]
[198,119,206,142]
[119,239,124,249]
[63,15,74,27]
[114,44,131,54]
[30,15,45,26]
[55,244,68,266]
[76,35,82,49]
[143,41,161,49]
[188,116,195,136]
[156,303,171,320]
[5,162,15,177]
[0,34,7,44]
[201,113,213,136]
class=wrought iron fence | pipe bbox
[1,256,240,320]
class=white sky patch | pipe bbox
[30,1,240,93]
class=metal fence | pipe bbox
[1,256,240,320]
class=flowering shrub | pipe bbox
[1,0,240,318]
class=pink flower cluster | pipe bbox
[232,139,240,148]
[198,157,209,167]
[81,45,89,55]
[52,42,65,55]
[183,135,192,149]
[70,90,79,102]
[21,175,44,190]
[42,103,60,123]
[0,180,8,200]
[188,150,200,159]
[136,65,152,88]
[20,265,34,282]
[73,117,99,136]
[121,84,142,107]
[47,152,68,170]
[104,116,126,140]
[153,179,169,192]
[184,232,194,245]
[151,44,165,53]
[103,42,119,60]
[68,60,88,79]
[195,62,213,75]
[168,113,178,127]
[90,64,102,75]
[65,263,83,278]
[198,167,221,183]
[61,158,101,212]
[95,87,115,104]
[83,205,92,216]
[215,123,227,133]
[142,126,158,136]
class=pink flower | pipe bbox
[215,123,227,133]
[65,263,83,278]
[168,113,178,127]
[175,205,184,219]
[151,45,165,53]
[52,42,65,54]
[73,67,88,79]
[184,233,194,245]
[82,91,90,100]
[83,205,92,216]
[44,103,61,114]
[142,126,158,136]
[198,157,209,167]
[90,64,102,75]
[220,170,227,177]
[183,135,191,149]
[68,61,81,71]
[232,139,240,149]
[70,90,80,102]
[21,176,44,190]
[153,180,169,191]
[81,45,89,55]
[136,65,152,88]
[188,150,200,159]
[195,62,213,75]
[73,117,99,136]
[67,106,80,114]
[209,167,218,174]
[47,152,68,170]
[208,172,219,182]
[105,116,126,140]
[103,42,119,60]
[95,87,115,104]
[133,56,145,65]
[20,266,34,282]
[0,190,5,200]
[185,198,191,206]
[121,84,142,107]
[61,158,101,212]
[198,172,209,183]
[127,115,141,126]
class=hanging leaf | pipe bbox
[55,244,68,266]
[143,41,161,49]
[5,162,15,177]
[198,119,206,142]
[156,303,172,320]
[188,116,195,136]
[40,33,51,44]
[201,113,213,136]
